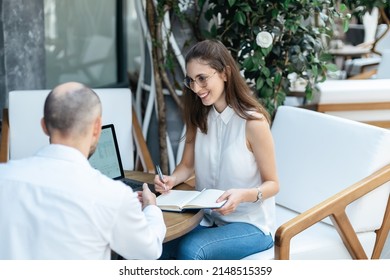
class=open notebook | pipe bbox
[88,124,155,192]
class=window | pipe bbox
[44,0,127,88]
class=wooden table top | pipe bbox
[124,170,203,243]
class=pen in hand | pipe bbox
[156,164,167,191]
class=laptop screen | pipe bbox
[88,124,125,180]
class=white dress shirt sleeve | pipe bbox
[109,191,166,260]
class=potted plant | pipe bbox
[199,0,354,115]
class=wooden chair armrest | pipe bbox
[355,42,373,49]
[317,102,390,129]
[348,69,377,80]
[360,62,380,73]
[275,164,390,259]
[132,107,155,174]
[318,102,390,113]
[0,109,9,163]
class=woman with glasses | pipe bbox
[155,39,279,260]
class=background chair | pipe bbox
[244,106,390,259]
[345,24,390,78]
[317,78,390,129]
[330,6,388,78]
[348,49,390,80]
[0,88,154,173]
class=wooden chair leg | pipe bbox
[0,109,9,163]
[371,195,390,259]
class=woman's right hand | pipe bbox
[154,174,174,194]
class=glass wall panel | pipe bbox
[126,0,141,75]
[44,0,117,88]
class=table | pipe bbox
[124,171,203,242]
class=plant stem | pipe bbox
[146,0,169,173]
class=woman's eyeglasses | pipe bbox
[183,71,217,90]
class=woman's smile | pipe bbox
[198,90,209,100]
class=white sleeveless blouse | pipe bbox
[194,106,275,235]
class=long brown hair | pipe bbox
[183,39,270,135]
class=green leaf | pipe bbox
[260,85,274,98]
[342,19,350,32]
[243,57,255,71]
[261,67,271,78]
[239,3,252,12]
[311,65,318,77]
[234,11,246,25]
[198,0,206,7]
[325,63,339,72]
[260,45,273,56]
[204,9,213,21]
[274,72,282,85]
[272,9,278,18]
[305,85,313,101]
[228,0,236,7]
[276,91,286,106]
[319,53,333,62]
[256,78,264,91]
[210,24,217,37]
[339,3,347,12]
[251,54,263,67]
[266,78,273,88]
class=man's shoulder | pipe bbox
[0,156,38,174]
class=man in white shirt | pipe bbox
[0,82,166,259]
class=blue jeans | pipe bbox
[160,222,273,260]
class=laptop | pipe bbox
[89,124,155,193]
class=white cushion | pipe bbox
[8,88,134,170]
[243,205,376,260]
[318,79,390,103]
[317,79,390,124]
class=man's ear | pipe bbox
[93,116,102,139]
[41,118,49,136]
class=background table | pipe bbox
[124,171,203,242]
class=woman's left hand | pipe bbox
[214,189,246,215]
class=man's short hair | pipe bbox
[44,83,102,136]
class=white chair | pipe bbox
[0,88,154,172]
[244,106,390,259]
[317,78,390,129]
[345,23,390,77]
[347,49,390,80]
[363,7,379,47]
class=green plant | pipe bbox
[147,1,390,171]
[199,0,350,116]
[344,0,389,15]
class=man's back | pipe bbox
[0,144,165,259]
